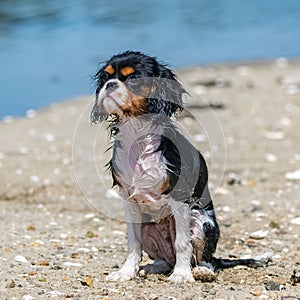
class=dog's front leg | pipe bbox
[169,200,194,283]
[106,200,142,281]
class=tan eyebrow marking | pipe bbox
[120,66,135,77]
[104,65,115,75]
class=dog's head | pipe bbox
[91,51,186,123]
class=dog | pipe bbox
[91,51,271,283]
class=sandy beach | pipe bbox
[1,59,300,299]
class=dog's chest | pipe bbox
[112,119,170,211]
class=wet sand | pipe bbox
[1,58,300,299]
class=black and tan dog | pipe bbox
[91,51,271,283]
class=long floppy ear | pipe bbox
[147,64,186,116]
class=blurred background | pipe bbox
[0,0,300,119]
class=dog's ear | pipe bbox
[147,64,186,116]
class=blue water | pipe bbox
[1,0,300,118]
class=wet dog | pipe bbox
[91,51,271,283]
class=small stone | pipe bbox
[266,153,277,162]
[60,233,67,239]
[264,280,280,291]
[28,271,37,276]
[194,134,206,142]
[30,175,40,183]
[84,213,95,219]
[287,84,299,95]
[269,221,280,229]
[23,295,34,300]
[250,230,269,239]
[45,133,55,142]
[63,262,83,267]
[16,168,23,175]
[222,206,231,212]
[38,277,46,282]
[262,131,285,140]
[20,146,29,154]
[285,170,300,180]
[86,231,98,238]
[280,117,291,127]
[37,261,49,266]
[80,276,93,287]
[15,255,28,264]
[209,288,217,295]
[6,280,16,288]
[290,217,300,225]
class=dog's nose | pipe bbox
[106,81,118,92]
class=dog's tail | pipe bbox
[211,252,273,272]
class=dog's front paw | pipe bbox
[106,267,137,282]
[169,268,195,284]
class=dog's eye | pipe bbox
[127,75,140,86]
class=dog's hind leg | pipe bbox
[169,200,195,283]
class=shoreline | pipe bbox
[2,57,300,121]
[1,59,300,299]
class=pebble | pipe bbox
[46,291,64,297]
[285,170,300,180]
[279,117,291,127]
[84,213,95,219]
[6,280,16,288]
[30,175,40,183]
[262,131,285,140]
[250,230,269,239]
[63,262,83,267]
[20,146,29,154]
[16,168,23,175]
[251,200,261,206]
[266,153,277,162]
[15,255,28,264]
[264,280,280,291]
[23,295,34,300]
[290,217,300,225]
[60,233,68,239]
[209,288,217,295]
[76,247,91,253]
[222,206,231,212]
[45,133,55,142]
[193,134,207,142]
[287,84,299,95]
